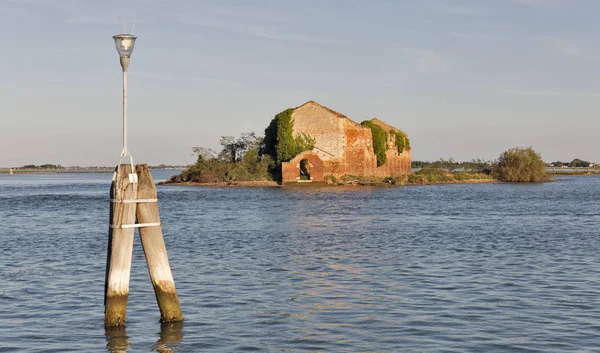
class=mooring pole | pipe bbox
[105,29,182,326]
[105,32,138,327]
[136,164,183,322]
[104,164,137,326]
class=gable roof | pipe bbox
[294,101,368,129]
[295,100,348,118]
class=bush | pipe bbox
[453,172,470,181]
[493,147,551,182]
[361,121,388,166]
[358,176,381,185]
[408,174,428,184]
[383,174,408,185]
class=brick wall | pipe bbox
[282,151,326,182]
[283,101,411,181]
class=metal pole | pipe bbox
[123,68,127,156]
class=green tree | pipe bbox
[570,159,590,168]
[218,132,257,162]
[361,121,388,166]
[493,147,551,182]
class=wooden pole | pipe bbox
[104,164,137,326]
[135,164,183,322]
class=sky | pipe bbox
[1,0,599,167]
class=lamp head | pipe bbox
[113,34,137,70]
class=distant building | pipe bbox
[281,101,412,182]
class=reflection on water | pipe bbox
[105,326,129,353]
[154,322,185,353]
[105,322,184,353]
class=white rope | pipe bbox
[110,198,158,204]
[110,222,161,229]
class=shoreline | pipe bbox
[159,178,497,188]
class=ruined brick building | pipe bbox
[281,101,412,182]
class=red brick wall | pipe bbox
[282,152,326,182]
[282,102,412,181]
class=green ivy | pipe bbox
[389,130,410,154]
[263,108,316,166]
[361,120,388,166]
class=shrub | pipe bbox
[358,176,381,185]
[408,174,428,184]
[493,147,551,182]
[361,121,388,166]
[383,174,408,185]
[453,172,470,181]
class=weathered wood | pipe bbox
[135,164,183,322]
[104,164,137,326]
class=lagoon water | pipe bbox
[1,171,600,352]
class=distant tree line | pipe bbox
[18,164,64,169]
[549,159,593,168]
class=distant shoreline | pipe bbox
[0,167,183,175]
[159,178,497,188]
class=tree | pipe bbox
[551,161,564,167]
[570,159,590,168]
[191,147,217,164]
[218,132,257,162]
[493,147,551,182]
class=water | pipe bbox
[1,172,600,352]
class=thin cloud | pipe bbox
[174,15,336,44]
[511,0,574,8]
[532,36,586,58]
[505,89,600,97]
[403,48,451,73]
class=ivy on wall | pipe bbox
[361,120,388,166]
[264,108,316,166]
[390,130,411,154]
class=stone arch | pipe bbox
[281,151,325,182]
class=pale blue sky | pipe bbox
[1,0,599,166]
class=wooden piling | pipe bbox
[135,164,183,322]
[104,164,137,326]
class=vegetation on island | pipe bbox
[492,147,551,182]
[170,108,317,184]
[412,158,492,174]
[168,132,274,183]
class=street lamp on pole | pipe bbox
[113,33,137,164]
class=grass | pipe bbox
[335,169,493,186]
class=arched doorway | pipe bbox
[281,152,325,182]
[300,159,311,180]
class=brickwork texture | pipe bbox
[281,101,411,182]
